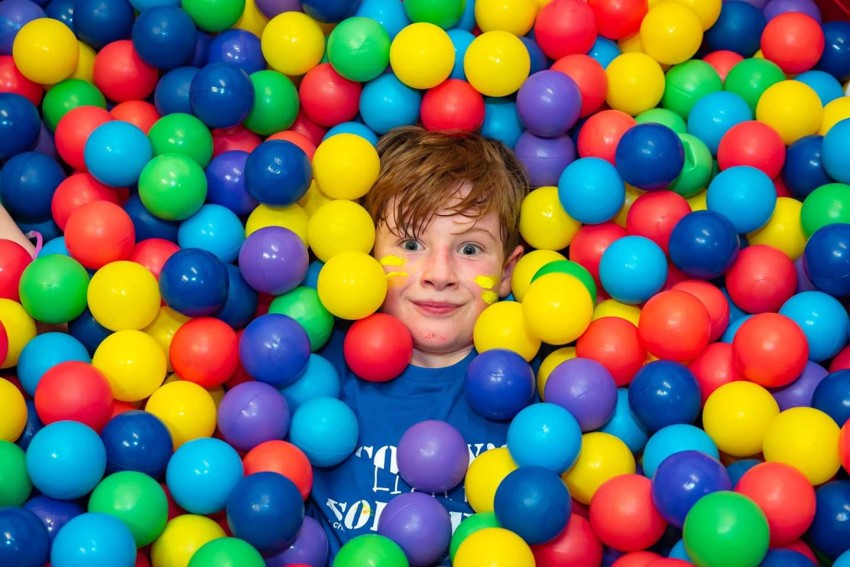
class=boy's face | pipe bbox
[372,188,523,368]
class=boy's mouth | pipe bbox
[412,301,461,315]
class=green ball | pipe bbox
[335,534,409,567]
[724,58,786,114]
[138,153,208,221]
[801,182,850,236]
[268,286,334,351]
[449,512,500,561]
[181,0,246,31]
[187,537,265,567]
[42,79,107,131]
[403,0,465,28]
[635,108,688,134]
[243,70,300,136]
[662,60,722,119]
[670,133,715,198]
[148,113,214,167]
[531,260,597,304]
[18,254,90,324]
[0,441,32,507]
[88,471,169,547]
[683,491,769,567]
[327,17,392,82]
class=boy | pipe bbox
[310,126,530,561]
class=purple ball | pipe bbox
[513,132,576,187]
[763,0,821,21]
[238,226,309,295]
[795,255,817,293]
[218,381,291,452]
[254,0,303,18]
[264,516,329,567]
[397,420,469,493]
[465,349,536,421]
[516,70,582,138]
[0,0,45,55]
[770,360,829,410]
[544,357,618,431]
[23,495,84,543]
[205,150,258,218]
[377,492,452,567]
[239,313,312,388]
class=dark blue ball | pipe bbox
[669,210,741,280]
[16,398,43,451]
[301,0,361,22]
[226,472,305,554]
[243,140,312,206]
[124,194,180,242]
[207,29,265,75]
[68,307,113,357]
[23,495,85,543]
[465,349,536,421]
[0,507,50,567]
[812,370,850,426]
[810,480,850,560]
[782,135,830,200]
[132,5,198,70]
[817,21,850,83]
[214,264,259,330]
[239,313,311,387]
[0,93,40,161]
[628,360,701,432]
[803,223,850,297]
[725,458,761,486]
[45,0,75,27]
[704,1,765,57]
[189,62,254,128]
[615,123,685,191]
[73,0,135,50]
[0,151,65,223]
[494,466,571,545]
[651,450,731,529]
[100,410,173,478]
[159,247,230,317]
[154,66,199,116]
[205,150,258,218]
[760,549,817,567]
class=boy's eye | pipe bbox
[460,244,481,256]
[401,239,421,251]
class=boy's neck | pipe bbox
[410,346,474,369]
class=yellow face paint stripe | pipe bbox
[379,255,406,267]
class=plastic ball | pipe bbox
[25,420,106,500]
[687,91,754,155]
[454,527,535,567]
[288,396,359,468]
[11,17,78,84]
[260,11,323,76]
[88,470,168,547]
[147,113,213,168]
[244,70,300,136]
[0,299,36,368]
[717,121,785,181]
[170,317,239,388]
[494,466,571,546]
[534,0,597,59]
[51,173,120,234]
[707,166,776,235]
[809,481,850,561]
[100,410,172,477]
[144,380,217,449]
[616,124,685,191]
[755,80,823,145]
[463,30,531,97]
[725,244,796,314]
[530,513,603,567]
[225,471,304,554]
[92,40,159,103]
[642,423,720,479]
[166,436,243,515]
[0,240,32,302]
[668,210,740,280]
[817,20,850,81]
[549,54,607,118]
[83,120,151,189]
[803,223,850,297]
[150,514,226,567]
[822,118,850,184]
[605,52,665,116]
[307,199,375,262]
[388,22,454,89]
[34,361,113,431]
[628,360,701,432]
[204,150,257,217]
[813,370,850,426]
[50,512,136,567]
[243,440,313,500]
[557,157,625,224]
[376,492,451,567]
[640,2,703,65]
[450,513,501,562]
[704,0,765,55]
[599,235,667,304]
[761,12,824,74]
[780,291,848,362]
[343,313,412,382]
[420,78,485,132]
[590,474,667,552]
[624,191,690,255]
[507,403,582,474]
[772,360,828,411]
[301,0,359,22]
[17,254,89,324]
[514,132,577,188]
[396,420,468,493]
[188,537,265,567]
[763,407,841,485]
[651,451,731,529]
[747,197,806,261]
[577,110,635,164]
[131,5,197,70]
[522,273,593,345]
[732,312,808,388]
[702,381,779,457]
[358,70,422,135]
[64,200,135,270]
[0,378,26,442]
[662,60,723,119]
[0,152,63,225]
[22,494,85,546]
[262,515,329,567]
[238,226,308,296]
[326,16,390,82]
[516,70,581,138]
[520,185,581,248]
[334,535,409,567]
[317,250,387,320]
[312,133,380,200]
[189,62,254,129]
[158,248,228,317]
[238,313,310,387]
[267,287,333,353]
[465,348,535,421]
[298,63,361,128]
[562,432,636,505]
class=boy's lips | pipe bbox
[412,301,461,315]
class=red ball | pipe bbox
[735,462,816,546]
[840,419,850,475]
[626,191,691,254]
[34,361,114,431]
[534,0,598,59]
[344,313,413,382]
[550,54,608,117]
[51,173,121,232]
[298,62,361,128]
[589,474,668,552]
[725,244,796,314]
[577,316,647,387]
[129,238,181,280]
[732,312,808,388]
[0,239,33,301]
[111,400,138,418]
[0,321,7,365]
[830,345,850,372]
[169,317,240,388]
[638,290,711,362]
[781,540,818,564]
[760,12,825,74]
[717,121,786,179]
[687,342,743,405]
[243,440,313,500]
[611,552,663,567]
[54,105,114,172]
[569,222,627,285]
[111,100,161,134]
[646,560,691,566]
[420,79,485,132]
[531,514,603,567]
[0,55,43,105]
[267,130,317,160]
[701,50,744,82]
[64,200,136,269]
[289,109,328,148]
[212,125,262,156]
[671,279,730,342]
[587,0,647,39]
[577,110,636,163]
[93,40,159,103]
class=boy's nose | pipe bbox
[421,247,458,289]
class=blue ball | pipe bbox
[836,548,850,567]
[100,410,173,477]
[817,21,850,82]
[0,93,40,160]
[159,247,229,317]
[84,121,153,188]
[725,458,761,485]
[16,398,43,451]
[226,472,305,554]
[448,29,475,79]
[464,349,536,421]
[599,235,668,304]
[214,264,259,330]
[40,236,69,257]
[280,353,341,413]
[191,30,213,67]
[0,0,45,54]
[706,165,776,233]
[507,403,581,474]
[355,0,409,38]
[45,0,75,27]
[359,72,422,134]
[0,151,64,222]
[25,421,106,500]
[812,370,850,426]
[207,29,265,74]
[558,157,626,224]
[243,140,312,206]
[650,450,731,529]
[0,507,50,567]
[588,36,621,69]
[669,210,741,280]
[68,307,113,357]
[453,0,475,31]
[780,291,848,361]
[129,0,179,9]
[822,118,850,184]
[177,203,245,263]
[795,69,845,105]
[166,437,244,514]
[301,0,360,22]
[189,62,254,128]
[520,35,550,76]
[23,495,84,543]
[687,91,753,155]
[782,135,830,199]
[760,549,818,567]
[482,97,524,149]
[239,313,311,387]
[641,423,720,479]
[494,466,571,545]
[204,150,257,218]
[628,360,701,432]
[599,388,650,454]
[132,5,197,70]
[289,396,359,467]
[803,223,850,297]
[154,66,200,115]
[720,313,752,343]
[74,0,135,50]
[17,332,91,396]
[615,123,685,191]
[324,121,380,146]
[50,513,136,567]
[810,480,850,560]
[17,216,61,243]
[668,539,693,562]
[124,194,180,242]
[302,259,324,290]
[704,0,765,56]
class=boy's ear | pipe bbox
[499,245,524,298]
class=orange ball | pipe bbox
[110,100,161,134]
[129,239,180,280]
[54,105,114,172]
[671,280,730,342]
[51,173,121,232]
[638,290,711,362]
[242,440,313,500]
[576,316,646,386]
[169,317,240,388]
[550,54,608,117]
[64,200,136,269]
[732,312,808,388]
[577,109,636,163]
[266,130,317,160]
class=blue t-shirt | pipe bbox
[308,326,511,564]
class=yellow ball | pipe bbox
[312,133,381,200]
[702,381,779,458]
[298,179,332,217]
[687,189,708,212]
[307,200,376,262]
[454,528,535,567]
[667,0,721,29]
[473,301,541,362]
[261,11,325,76]
[563,431,636,504]
[234,0,269,37]
[0,299,36,369]
[12,18,79,85]
[151,514,226,567]
[606,52,666,116]
[144,306,190,373]
[93,330,167,402]
[245,203,309,243]
[747,197,806,260]
[317,250,387,320]
[614,184,644,228]
[537,346,576,398]
[756,80,823,145]
[522,273,594,345]
[389,22,455,89]
[593,299,642,326]
[145,381,216,449]
[640,2,703,65]
[464,30,531,97]
[475,0,539,36]
[519,186,581,251]
[71,41,96,83]
[819,96,850,135]
[762,407,841,485]
[0,379,27,442]
[88,261,160,331]
[510,249,566,302]
[464,447,518,513]
[618,33,645,54]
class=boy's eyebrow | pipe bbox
[451,226,498,240]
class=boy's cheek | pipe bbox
[474,274,500,305]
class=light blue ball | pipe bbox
[598,235,668,305]
[507,403,582,474]
[165,437,244,515]
[51,513,136,567]
[355,0,410,38]
[177,203,246,263]
[17,332,91,396]
[721,314,752,343]
[822,117,850,184]
[687,91,753,155]
[324,121,380,146]
[25,421,106,500]
[482,97,524,149]
[84,121,153,188]
[795,70,844,106]
[452,0,476,31]
[447,29,475,80]
[303,259,324,290]
[599,388,650,454]
[641,424,719,479]
[558,157,626,224]
[834,548,850,567]
[668,539,694,562]
[289,396,359,468]
[706,165,776,233]
[359,73,422,135]
[39,237,69,257]
[280,354,341,412]
[780,291,849,362]
[588,36,621,69]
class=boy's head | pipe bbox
[364,126,530,367]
